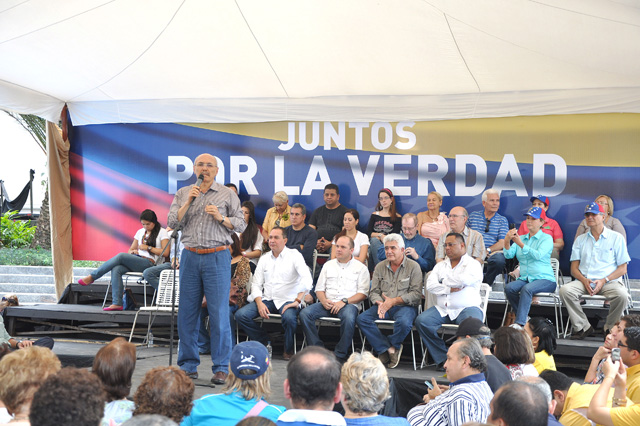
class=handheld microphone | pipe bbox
[194,174,204,187]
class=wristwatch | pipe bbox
[487,248,492,254]
[219,216,225,224]
[342,298,349,305]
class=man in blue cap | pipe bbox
[559,202,630,340]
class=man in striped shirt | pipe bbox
[468,189,510,285]
[406,338,493,426]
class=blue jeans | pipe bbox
[91,253,154,305]
[143,262,171,290]
[177,248,232,375]
[356,304,418,355]
[235,299,299,353]
[368,237,384,271]
[299,302,359,360]
[505,279,556,326]
[415,306,483,365]
[484,252,506,285]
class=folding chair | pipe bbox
[128,270,179,343]
[300,316,359,353]
[103,271,153,308]
[502,259,563,337]
[254,313,298,353]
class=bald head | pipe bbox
[285,346,342,410]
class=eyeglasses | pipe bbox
[378,196,391,201]
[449,214,465,219]
[402,227,416,232]
[444,243,461,247]
[618,341,629,349]
[484,218,491,233]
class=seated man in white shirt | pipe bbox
[235,227,313,360]
[415,232,484,371]
[299,236,370,363]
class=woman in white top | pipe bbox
[239,201,263,271]
[79,209,169,311]
[331,209,369,264]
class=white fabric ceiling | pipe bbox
[1,0,639,125]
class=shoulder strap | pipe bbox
[243,399,269,419]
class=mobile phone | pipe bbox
[509,223,517,230]
[612,348,621,362]
[424,379,434,390]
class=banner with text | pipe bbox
[69,114,640,276]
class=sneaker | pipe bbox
[570,326,594,340]
[185,371,198,380]
[378,351,390,366]
[388,344,403,369]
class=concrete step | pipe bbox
[0,283,56,293]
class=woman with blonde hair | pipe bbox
[261,191,291,240]
[416,191,449,248]
[340,351,409,425]
[182,341,285,426]
[574,194,626,241]
[0,346,61,424]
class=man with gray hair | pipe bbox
[436,206,485,264]
[468,189,509,285]
[285,203,318,268]
[378,213,436,274]
[517,376,563,426]
[407,338,493,426]
[357,234,423,369]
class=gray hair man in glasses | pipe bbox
[377,213,436,274]
[436,206,486,264]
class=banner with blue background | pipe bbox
[68,113,640,277]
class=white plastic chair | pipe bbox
[128,270,179,343]
[103,271,153,308]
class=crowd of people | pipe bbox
[1,152,627,424]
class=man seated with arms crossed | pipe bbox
[377,213,436,274]
[356,234,423,369]
[309,183,348,255]
[299,235,369,363]
[277,346,346,426]
[235,227,312,360]
[415,232,484,371]
[560,202,630,340]
[285,203,318,269]
[407,338,493,426]
[468,189,509,285]
[435,206,485,264]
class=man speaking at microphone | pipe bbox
[168,153,246,384]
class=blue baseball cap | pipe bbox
[530,195,549,207]
[230,341,270,380]
[524,207,546,220]
[584,202,605,215]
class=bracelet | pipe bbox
[295,298,302,304]
[219,216,225,224]
[612,397,627,407]
[15,340,22,348]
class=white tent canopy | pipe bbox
[1,0,639,125]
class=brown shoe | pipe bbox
[388,344,403,369]
[378,351,390,366]
[504,311,516,327]
[211,371,227,385]
[283,352,293,361]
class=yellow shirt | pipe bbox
[610,403,640,426]
[262,205,292,236]
[625,364,640,404]
[560,383,617,426]
[534,350,556,374]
